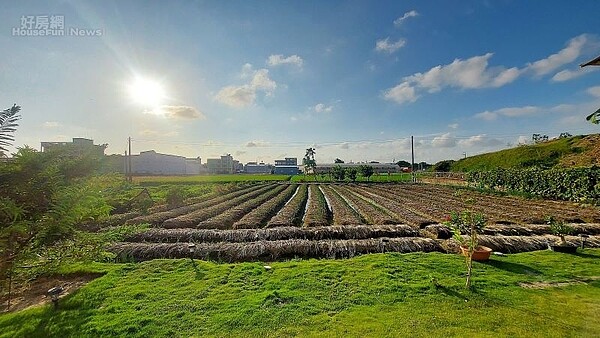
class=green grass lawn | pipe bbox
[134,174,291,185]
[2,250,599,337]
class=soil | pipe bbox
[519,276,600,289]
[0,273,103,314]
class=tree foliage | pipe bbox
[587,108,600,125]
[0,104,21,152]
[0,146,112,309]
[331,165,345,181]
[467,167,600,203]
[346,167,358,182]
[359,165,374,181]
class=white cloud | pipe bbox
[517,136,530,145]
[552,66,598,82]
[250,69,277,93]
[314,103,333,113]
[448,123,459,129]
[385,53,519,104]
[215,85,256,108]
[267,54,304,68]
[139,129,179,137]
[382,35,597,105]
[215,65,277,108]
[42,121,61,128]
[586,85,600,98]
[245,140,270,147]
[147,105,205,119]
[458,134,503,148]
[474,111,498,121]
[393,10,419,27]
[431,133,457,148]
[526,34,588,76]
[383,82,418,104]
[475,106,542,120]
[375,38,406,54]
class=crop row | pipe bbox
[197,184,288,229]
[267,185,308,227]
[161,184,277,228]
[126,183,269,226]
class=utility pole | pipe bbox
[411,136,415,183]
[128,137,132,183]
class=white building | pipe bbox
[131,150,201,175]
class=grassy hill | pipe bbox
[451,134,600,172]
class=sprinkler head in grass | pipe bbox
[580,234,589,249]
[188,243,196,264]
[48,286,63,310]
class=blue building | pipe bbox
[273,165,301,175]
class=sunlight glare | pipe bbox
[127,76,166,109]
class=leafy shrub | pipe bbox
[467,166,600,203]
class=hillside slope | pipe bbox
[451,134,600,172]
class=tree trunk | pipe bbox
[465,253,473,288]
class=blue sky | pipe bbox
[1,0,599,164]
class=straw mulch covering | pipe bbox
[420,224,453,239]
[303,185,330,227]
[125,183,268,226]
[124,224,419,243]
[333,186,399,225]
[197,184,288,229]
[109,237,444,262]
[321,185,364,225]
[472,235,600,253]
[161,184,276,229]
[483,224,600,236]
[267,185,308,227]
[232,184,298,229]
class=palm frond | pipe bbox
[0,104,21,152]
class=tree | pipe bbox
[331,165,345,181]
[559,132,572,139]
[0,146,111,309]
[587,108,600,124]
[334,158,344,163]
[0,104,21,153]
[346,167,358,182]
[433,160,455,172]
[396,160,411,168]
[303,147,317,180]
[359,165,374,182]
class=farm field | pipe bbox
[133,174,292,185]
[110,183,600,262]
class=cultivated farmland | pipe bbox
[110,183,600,261]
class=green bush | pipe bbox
[467,166,600,203]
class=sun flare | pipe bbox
[127,76,166,109]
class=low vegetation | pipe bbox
[1,250,599,337]
[450,134,599,172]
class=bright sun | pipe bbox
[127,76,166,109]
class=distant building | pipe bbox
[244,162,272,174]
[41,137,107,156]
[274,157,297,166]
[274,157,299,175]
[206,154,239,174]
[274,165,301,175]
[130,150,201,175]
